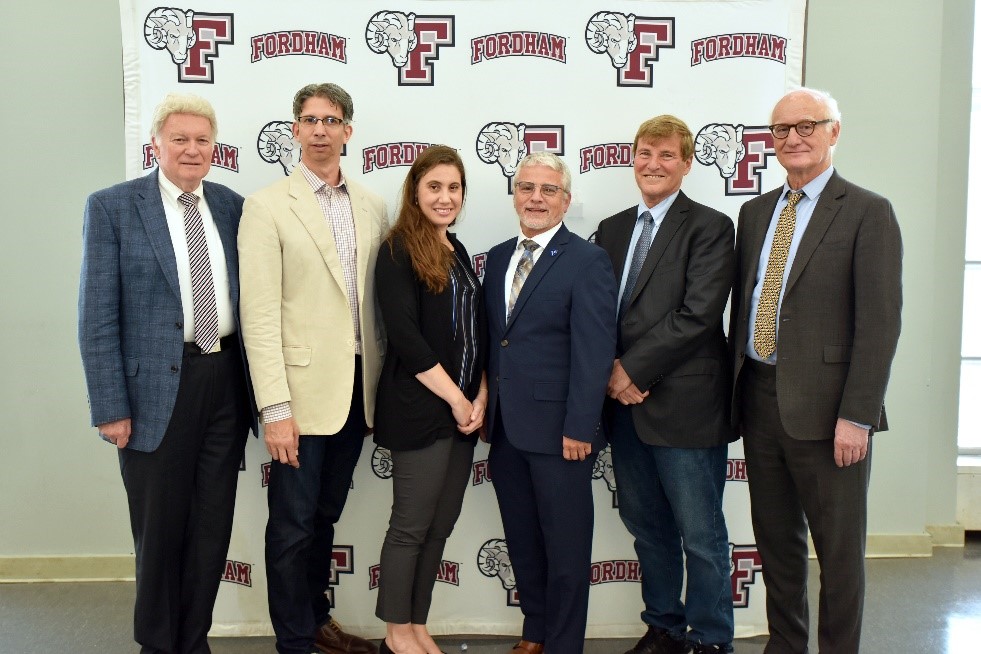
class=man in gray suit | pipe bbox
[79,93,253,654]
[729,88,903,654]
[595,115,735,654]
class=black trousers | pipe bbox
[119,346,250,654]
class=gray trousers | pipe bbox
[375,435,475,624]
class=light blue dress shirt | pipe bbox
[616,191,680,315]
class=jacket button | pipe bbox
[501,339,509,347]
[176,322,183,329]
[171,365,178,373]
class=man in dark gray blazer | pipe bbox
[729,88,902,654]
[595,115,735,654]
[79,94,253,654]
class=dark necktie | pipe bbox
[179,192,220,353]
[619,211,654,316]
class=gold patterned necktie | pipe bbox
[753,190,804,359]
[507,239,539,319]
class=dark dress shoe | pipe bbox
[690,644,732,654]
[625,626,691,654]
[314,618,378,654]
[511,640,544,654]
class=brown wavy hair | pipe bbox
[387,145,467,294]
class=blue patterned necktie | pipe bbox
[619,211,654,316]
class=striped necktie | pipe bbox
[179,192,220,354]
[507,239,539,319]
[619,211,654,316]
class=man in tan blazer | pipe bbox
[729,88,902,654]
[239,83,387,654]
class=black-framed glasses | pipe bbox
[514,181,567,198]
[768,119,834,139]
[296,115,346,128]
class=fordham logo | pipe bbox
[477,538,518,605]
[726,458,748,482]
[580,143,633,173]
[250,30,346,63]
[591,445,618,508]
[257,121,301,176]
[471,31,567,64]
[585,11,675,87]
[730,543,763,608]
[691,33,787,66]
[365,12,455,85]
[472,458,491,485]
[471,253,487,281]
[261,461,271,487]
[362,142,433,174]
[371,446,394,479]
[325,546,354,608]
[142,142,239,172]
[144,7,233,83]
[221,559,252,587]
[694,123,776,196]
[369,560,460,590]
[590,560,642,585]
[476,122,565,193]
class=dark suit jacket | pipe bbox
[484,224,617,455]
[373,232,486,451]
[596,191,735,448]
[729,171,903,439]
[78,170,252,452]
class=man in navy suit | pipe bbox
[484,152,617,654]
[79,93,253,654]
[595,116,735,654]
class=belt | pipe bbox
[744,356,776,377]
[183,333,237,356]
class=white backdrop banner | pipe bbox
[120,0,806,640]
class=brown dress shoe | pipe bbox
[511,640,544,654]
[314,618,378,654]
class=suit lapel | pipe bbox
[486,237,516,334]
[288,170,347,293]
[203,182,239,304]
[349,179,374,310]
[136,170,181,301]
[505,224,570,331]
[624,192,688,308]
[740,188,781,313]
[785,172,845,295]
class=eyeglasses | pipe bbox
[514,181,567,198]
[296,115,346,128]
[768,119,834,139]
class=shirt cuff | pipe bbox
[262,402,292,424]
[846,419,871,431]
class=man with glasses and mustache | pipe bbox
[729,88,902,654]
[483,152,617,654]
[239,83,387,654]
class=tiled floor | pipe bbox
[2,535,979,653]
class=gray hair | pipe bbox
[292,83,354,122]
[150,93,217,140]
[515,151,572,192]
[775,87,842,124]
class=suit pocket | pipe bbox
[533,381,568,401]
[124,357,139,376]
[823,345,852,363]
[282,346,312,366]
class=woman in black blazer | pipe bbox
[373,145,486,654]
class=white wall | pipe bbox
[0,0,972,562]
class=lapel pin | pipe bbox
[550,249,558,256]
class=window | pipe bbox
[958,3,981,455]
